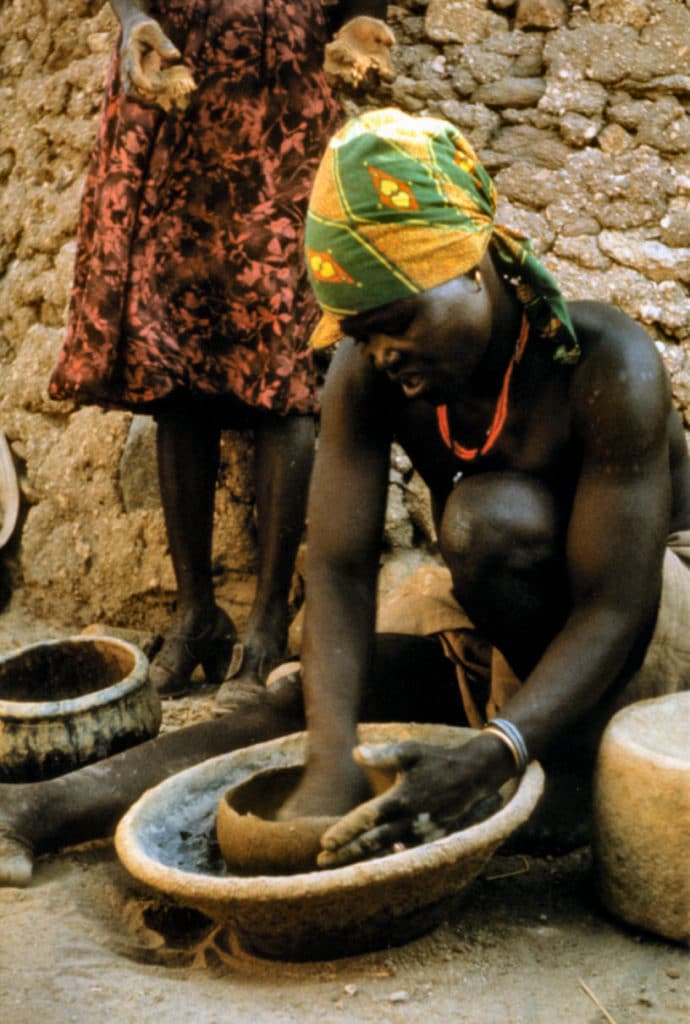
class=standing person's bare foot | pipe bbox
[149,606,236,698]
[212,656,301,715]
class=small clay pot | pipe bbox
[0,636,160,782]
[216,766,339,875]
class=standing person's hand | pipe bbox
[120,15,196,111]
[324,16,396,88]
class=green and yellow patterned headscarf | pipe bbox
[305,108,579,362]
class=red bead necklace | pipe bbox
[437,312,529,462]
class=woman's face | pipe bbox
[340,260,494,405]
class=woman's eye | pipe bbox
[382,348,403,369]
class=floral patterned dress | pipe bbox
[49,0,341,414]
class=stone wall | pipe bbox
[0,0,688,633]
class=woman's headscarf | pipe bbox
[305,107,579,363]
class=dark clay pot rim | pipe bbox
[0,635,151,720]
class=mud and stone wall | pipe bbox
[0,0,688,635]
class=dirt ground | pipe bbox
[0,607,687,1024]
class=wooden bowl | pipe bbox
[115,723,544,960]
[0,636,159,781]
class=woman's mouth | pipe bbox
[398,373,428,399]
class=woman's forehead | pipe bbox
[340,272,477,334]
[341,295,417,333]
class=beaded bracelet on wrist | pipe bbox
[483,717,530,774]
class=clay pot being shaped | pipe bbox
[216,757,407,875]
[216,765,340,875]
[0,636,160,782]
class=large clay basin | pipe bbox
[115,723,544,960]
[0,636,160,782]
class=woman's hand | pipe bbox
[324,16,396,89]
[317,736,510,868]
[119,15,196,112]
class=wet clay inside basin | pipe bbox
[116,723,544,960]
[0,636,160,782]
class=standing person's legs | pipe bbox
[213,412,315,707]
[150,406,236,696]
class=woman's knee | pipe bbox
[439,472,560,583]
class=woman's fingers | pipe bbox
[353,740,421,772]
[323,16,396,88]
[122,19,180,97]
[320,792,393,852]
[318,817,409,868]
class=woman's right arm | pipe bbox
[282,340,394,819]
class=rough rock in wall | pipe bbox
[0,0,688,631]
[387,0,690,358]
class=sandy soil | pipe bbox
[0,609,687,1024]
[1,839,687,1024]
